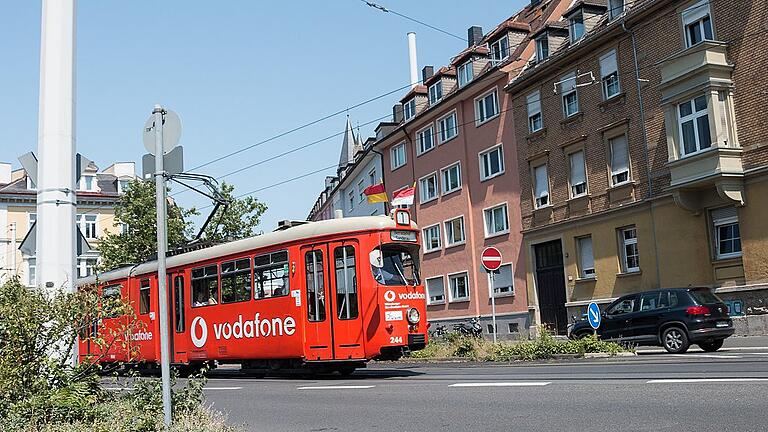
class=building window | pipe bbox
[426,276,445,304]
[120,222,129,235]
[221,258,252,304]
[419,172,438,203]
[440,162,461,195]
[483,203,509,237]
[78,257,98,278]
[489,263,513,297]
[536,35,549,61]
[458,61,473,87]
[444,216,466,247]
[391,143,407,170]
[28,213,36,229]
[577,236,595,278]
[358,180,365,203]
[78,175,96,191]
[429,81,443,104]
[682,0,713,47]
[560,72,579,117]
[479,145,505,181]
[254,250,290,299]
[569,150,587,198]
[77,214,98,239]
[403,99,416,122]
[448,272,470,302]
[711,207,741,260]
[117,179,130,194]
[26,176,35,190]
[417,125,435,155]
[533,164,550,208]
[609,135,630,185]
[369,169,377,186]
[27,257,36,287]
[569,12,585,42]
[475,90,499,125]
[527,91,543,132]
[422,224,442,253]
[678,95,711,156]
[490,37,509,63]
[608,0,625,20]
[438,112,458,143]
[348,190,355,211]
[600,50,620,99]
[619,227,640,273]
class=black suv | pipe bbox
[567,288,734,353]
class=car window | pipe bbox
[639,292,663,311]
[607,297,635,315]
[689,288,722,305]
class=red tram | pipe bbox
[77,210,427,374]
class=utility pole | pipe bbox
[152,105,173,428]
[36,0,77,295]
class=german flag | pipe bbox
[364,183,388,204]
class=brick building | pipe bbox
[505,0,768,333]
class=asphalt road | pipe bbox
[201,337,768,432]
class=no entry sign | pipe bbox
[481,247,503,272]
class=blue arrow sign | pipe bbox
[587,302,601,330]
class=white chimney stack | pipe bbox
[335,209,344,219]
[407,32,418,88]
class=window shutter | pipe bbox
[711,207,737,223]
[599,51,617,78]
[559,72,576,93]
[682,0,709,24]
[527,91,541,114]
[610,135,629,174]
[492,264,513,291]
[570,151,586,185]
[534,165,549,198]
[578,237,594,271]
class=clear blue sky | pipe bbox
[0,0,525,232]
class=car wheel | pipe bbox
[698,339,724,352]
[575,331,593,340]
[661,327,690,354]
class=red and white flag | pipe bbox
[391,185,415,206]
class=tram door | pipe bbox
[168,272,188,364]
[328,240,365,360]
[302,245,334,361]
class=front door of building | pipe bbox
[534,240,568,335]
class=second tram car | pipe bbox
[78,210,427,374]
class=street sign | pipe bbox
[481,247,503,272]
[143,109,181,155]
[587,302,601,330]
[142,145,184,178]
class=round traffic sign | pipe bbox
[481,247,503,272]
[587,302,601,330]
[143,109,182,156]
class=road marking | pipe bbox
[671,354,742,359]
[637,346,768,354]
[647,378,768,384]
[105,386,243,391]
[449,382,551,388]
[297,385,375,390]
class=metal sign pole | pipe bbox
[153,104,172,427]
[490,270,497,344]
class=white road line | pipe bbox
[449,382,551,388]
[647,378,768,384]
[671,354,742,359]
[637,346,768,353]
[297,385,375,390]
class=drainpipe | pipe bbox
[10,223,17,276]
[623,21,661,287]
[370,148,390,215]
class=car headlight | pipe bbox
[406,308,420,324]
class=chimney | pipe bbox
[467,25,483,47]
[393,104,404,123]
[335,209,344,219]
[407,32,418,88]
[422,66,434,83]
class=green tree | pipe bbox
[98,180,198,271]
[202,181,267,243]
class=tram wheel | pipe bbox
[337,367,356,377]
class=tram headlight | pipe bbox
[406,308,421,324]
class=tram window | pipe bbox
[102,284,122,318]
[139,279,151,314]
[191,265,219,307]
[305,250,326,322]
[254,251,290,299]
[221,258,252,303]
[174,276,185,333]
[370,244,421,286]
[334,246,358,320]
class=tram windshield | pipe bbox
[370,244,420,286]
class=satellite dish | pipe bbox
[143,109,182,156]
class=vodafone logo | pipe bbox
[191,316,208,348]
[384,290,396,302]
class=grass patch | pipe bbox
[410,328,631,362]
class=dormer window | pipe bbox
[569,12,585,42]
[403,99,416,122]
[457,61,473,87]
[535,35,549,62]
[489,37,509,64]
[608,0,625,20]
[117,179,130,194]
[25,176,35,190]
[78,175,96,191]
[429,81,443,104]
[682,0,713,48]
